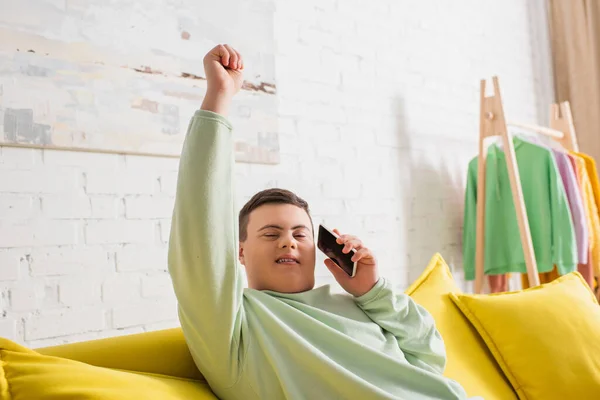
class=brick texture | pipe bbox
[0,0,553,346]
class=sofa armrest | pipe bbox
[35,328,205,381]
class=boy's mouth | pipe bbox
[276,256,299,264]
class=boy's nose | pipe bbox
[280,237,297,249]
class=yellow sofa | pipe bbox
[1,254,599,399]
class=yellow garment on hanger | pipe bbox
[574,152,600,290]
[575,152,600,207]
[521,266,560,289]
[570,153,600,276]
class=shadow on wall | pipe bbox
[392,97,467,287]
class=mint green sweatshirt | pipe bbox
[168,110,468,400]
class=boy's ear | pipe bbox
[238,243,245,265]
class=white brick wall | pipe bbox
[0,251,20,281]
[115,245,169,272]
[25,308,106,341]
[0,0,554,346]
[111,300,177,329]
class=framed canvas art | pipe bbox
[0,0,279,164]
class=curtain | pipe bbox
[548,0,600,161]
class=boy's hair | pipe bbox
[239,188,313,241]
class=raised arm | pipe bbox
[168,44,246,387]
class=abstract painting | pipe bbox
[0,0,279,164]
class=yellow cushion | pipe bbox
[405,253,516,399]
[0,338,217,399]
[36,327,203,381]
[450,272,600,399]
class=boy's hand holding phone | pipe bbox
[323,228,380,297]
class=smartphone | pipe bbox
[317,224,357,277]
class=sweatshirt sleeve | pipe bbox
[354,278,447,375]
[462,158,478,281]
[548,153,577,275]
[168,110,245,387]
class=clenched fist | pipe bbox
[201,44,244,116]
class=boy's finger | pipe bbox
[343,239,362,253]
[224,44,238,69]
[324,259,348,281]
[217,44,230,66]
[351,248,371,262]
[234,49,243,70]
[336,233,355,244]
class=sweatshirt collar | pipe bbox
[262,284,333,306]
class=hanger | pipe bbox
[487,120,565,151]
[549,101,579,152]
[506,121,564,139]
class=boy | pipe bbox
[168,44,469,399]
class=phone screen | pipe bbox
[317,225,356,277]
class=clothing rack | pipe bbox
[474,76,579,294]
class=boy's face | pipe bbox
[239,203,316,293]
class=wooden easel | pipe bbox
[550,102,579,152]
[475,76,578,294]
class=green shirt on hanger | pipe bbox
[463,136,577,280]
